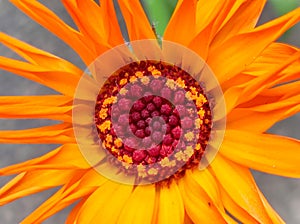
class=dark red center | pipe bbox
[94,60,212,181]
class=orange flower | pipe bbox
[1,1,300,223]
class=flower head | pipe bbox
[1,0,300,223]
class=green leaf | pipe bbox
[141,0,178,38]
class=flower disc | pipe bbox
[73,40,226,185]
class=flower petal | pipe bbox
[156,181,184,224]
[0,169,77,206]
[188,169,237,223]
[21,169,107,224]
[10,0,95,64]
[0,57,80,96]
[0,95,72,122]
[76,181,132,223]
[227,89,300,132]
[219,186,259,223]
[0,144,90,175]
[118,185,155,224]
[224,50,300,112]
[0,123,75,144]
[179,173,227,223]
[210,155,274,223]
[220,130,300,177]
[62,0,123,54]
[117,0,156,40]
[208,7,300,83]
[0,32,82,74]
[212,0,266,47]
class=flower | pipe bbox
[1,0,300,223]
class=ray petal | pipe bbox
[0,95,72,121]
[10,0,95,64]
[75,181,132,223]
[0,57,80,96]
[0,144,89,175]
[210,155,273,223]
[117,0,156,40]
[208,7,300,83]
[118,185,156,224]
[0,123,75,144]
[212,0,267,47]
[62,0,124,54]
[220,130,300,177]
[21,170,107,224]
[156,181,184,224]
[0,169,77,206]
[179,174,227,223]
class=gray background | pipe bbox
[0,0,300,223]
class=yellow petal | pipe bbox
[0,123,75,144]
[219,186,259,223]
[188,169,237,223]
[118,185,156,224]
[220,130,300,177]
[117,0,156,40]
[210,155,272,223]
[156,181,184,224]
[0,57,80,96]
[179,174,227,223]
[0,95,72,121]
[76,181,131,223]
[10,0,95,65]
[208,7,300,83]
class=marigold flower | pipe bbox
[0,1,300,223]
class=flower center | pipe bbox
[94,60,212,183]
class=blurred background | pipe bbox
[0,0,299,223]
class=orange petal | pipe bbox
[224,50,300,112]
[164,0,197,45]
[156,181,184,224]
[179,173,227,223]
[62,0,123,54]
[76,181,132,223]
[210,155,272,223]
[0,123,75,144]
[212,0,266,47]
[21,170,107,224]
[220,130,300,177]
[257,188,285,224]
[185,0,229,59]
[10,0,95,65]
[0,95,72,121]
[227,91,300,132]
[0,169,77,206]
[118,185,156,224]
[117,0,156,40]
[208,7,300,83]
[221,43,299,91]
[219,186,259,223]
[0,144,89,175]
[0,57,80,96]
[187,169,237,223]
[0,32,82,74]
